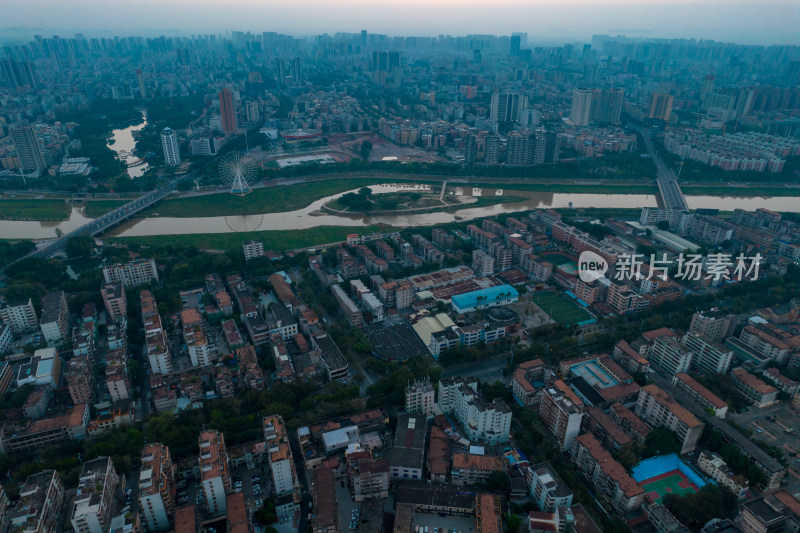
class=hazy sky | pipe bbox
[2,0,799,45]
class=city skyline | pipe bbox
[1,0,800,45]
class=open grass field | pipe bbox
[532,291,592,325]
[83,200,128,218]
[145,178,400,218]
[109,224,392,252]
[0,199,71,221]
[639,470,700,505]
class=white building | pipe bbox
[103,259,158,288]
[243,240,265,261]
[438,376,512,445]
[71,457,120,533]
[405,378,435,417]
[570,88,592,127]
[635,385,703,454]
[528,462,574,512]
[0,299,38,334]
[9,470,64,533]
[199,429,231,517]
[138,443,175,532]
[683,332,734,374]
[40,291,69,345]
[0,324,12,354]
[697,451,749,500]
[264,415,300,497]
[539,384,583,451]
[160,128,180,166]
[649,336,693,377]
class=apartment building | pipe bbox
[141,291,172,375]
[528,462,574,512]
[39,291,69,344]
[683,332,734,374]
[347,450,389,501]
[242,240,265,261]
[539,383,584,451]
[635,385,703,454]
[331,284,364,328]
[649,336,693,377]
[0,403,89,454]
[689,309,735,341]
[101,282,128,323]
[730,368,779,407]
[697,451,749,500]
[65,356,93,406]
[611,340,650,374]
[103,258,158,288]
[511,358,547,407]
[570,434,645,515]
[438,376,512,445]
[8,470,64,533]
[451,453,505,485]
[199,429,231,516]
[138,443,175,532]
[405,378,435,417]
[71,457,120,533]
[263,415,300,498]
[671,373,728,418]
[0,298,38,334]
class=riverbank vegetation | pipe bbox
[0,199,71,221]
[109,224,391,252]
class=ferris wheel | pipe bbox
[225,215,265,233]
[219,151,257,196]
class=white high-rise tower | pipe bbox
[161,127,180,166]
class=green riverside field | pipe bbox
[109,225,391,252]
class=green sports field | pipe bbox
[532,291,592,325]
[640,472,699,504]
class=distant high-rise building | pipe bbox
[570,88,592,126]
[700,74,715,102]
[160,128,180,167]
[291,57,302,84]
[485,133,500,163]
[490,90,526,122]
[12,123,48,174]
[0,58,38,89]
[590,88,624,123]
[533,130,561,164]
[464,134,477,164]
[507,131,533,165]
[245,101,260,124]
[274,58,287,88]
[647,93,674,121]
[218,88,237,134]
[510,35,521,57]
[136,69,146,99]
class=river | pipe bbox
[108,111,149,178]
[1,183,799,240]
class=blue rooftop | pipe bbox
[451,284,519,310]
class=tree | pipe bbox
[507,513,523,533]
[484,471,511,494]
[360,141,373,159]
[663,485,737,531]
[66,235,94,259]
[643,427,681,457]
